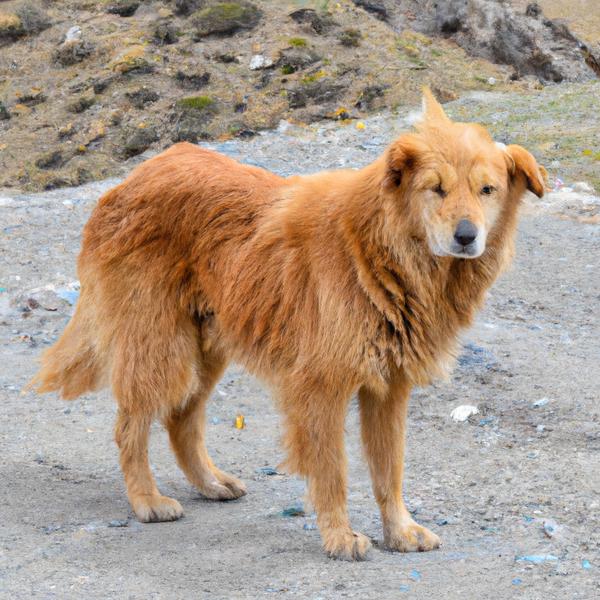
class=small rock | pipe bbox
[543,518,559,538]
[0,13,25,41]
[0,101,11,121]
[174,0,202,16]
[125,87,160,109]
[249,55,273,70]
[67,94,95,114]
[450,405,479,422]
[533,397,550,408]
[53,27,94,66]
[111,46,152,74]
[175,70,211,90]
[120,126,159,158]
[153,21,178,45]
[107,519,129,528]
[16,88,46,107]
[35,150,65,170]
[352,0,388,21]
[106,2,140,18]
[525,3,542,18]
[278,47,321,73]
[487,77,497,85]
[288,9,336,34]
[256,466,278,475]
[338,28,361,48]
[191,2,262,39]
[287,79,345,109]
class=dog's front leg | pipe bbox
[359,375,440,552]
[281,381,371,560]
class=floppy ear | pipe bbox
[505,144,546,198]
[383,134,424,190]
[421,87,451,124]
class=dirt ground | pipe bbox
[1,99,599,599]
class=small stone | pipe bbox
[249,55,273,70]
[111,46,152,74]
[175,70,211,90]
[153,21,178,45]
[106,2,140,18]
[67,94,95,114]
[338,28,361,47]
[450,405,479,422]
[107,519,129,528]
[191,2,262,39]
[120,126,158,158]
[0,101,10,121]
[125,87,160,109]
[35,150,65,170]
[289,9,336,34]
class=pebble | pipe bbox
[542,519,559,538]
[249,55,273,70]
[107,519,129,528]
[450,405,479,422]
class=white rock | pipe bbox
[249,54,273,70]
[65,26,82,43]
[487,77,497,85]
[450,405,479,422]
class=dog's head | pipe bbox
[382,89,545,259]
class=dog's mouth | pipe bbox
[429,236,486,260]
[446,241,484,259]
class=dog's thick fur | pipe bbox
[32,91,544,560]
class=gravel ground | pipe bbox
[1,97,599,599]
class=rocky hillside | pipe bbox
[0,0,597,192]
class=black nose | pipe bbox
[454,219,478,246]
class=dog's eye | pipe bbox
[481,185,495,195]
[433,183,447,197]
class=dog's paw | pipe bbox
[132,494,183,523]
[384,519,440,552]
[323,529,372,561]
[198,471,247,501]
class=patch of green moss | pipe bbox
[281,65,295,75]
[176,95,215,110]
[288,37,307,47]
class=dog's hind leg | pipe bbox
[359,374,440,552]
[115,410,183,522]
[111,310,200,523]
[164,345,247,501]
[281,378,371,561]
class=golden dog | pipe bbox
[33,90,544,560]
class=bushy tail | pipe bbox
[28,299,104,400]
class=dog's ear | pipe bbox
[384,134,424,190]
[421,87,451,124]
[505,144,546,198]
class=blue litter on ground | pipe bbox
[582,559,592,570]
[303,523,317,531]
[515,554,558,564]
[512,578,522,585]
[523,516,534,523]
[399,584,410,592]
[409,569,421,582]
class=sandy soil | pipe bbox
[1,102,599,599]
